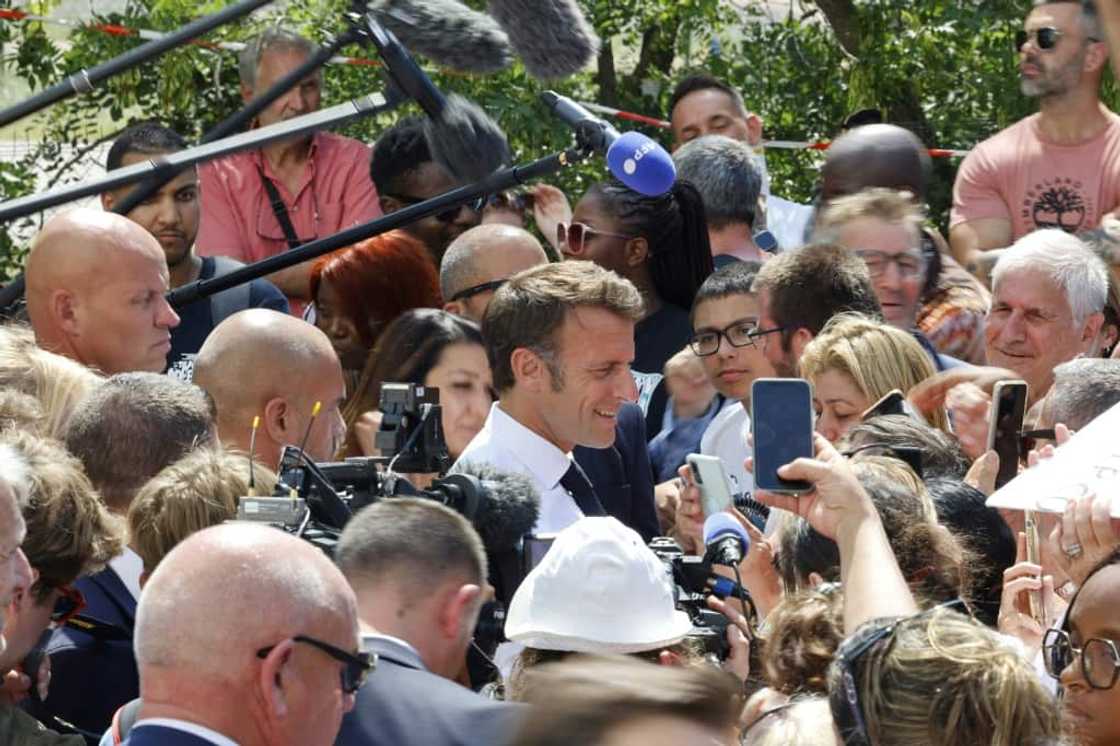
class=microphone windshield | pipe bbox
[424,94,512,183]
[606,131,677,197]
[453,461,540,552]
[702,512,749,554]
[370,0,514,73]
[488,0,600,80]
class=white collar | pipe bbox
[488,402,572,490]
[132,718,239,746]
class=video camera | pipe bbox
[235,382,476,554]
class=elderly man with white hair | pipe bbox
[123,523,368,746]
[986,229,1108,403]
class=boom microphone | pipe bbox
[541,91,676,196]
[703,513,750,567]
[453,462,540,553]
[488,0,600,80]
[369,0,514,73]
[365,14,511,182]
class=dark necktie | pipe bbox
[560,460,606,517]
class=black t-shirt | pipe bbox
[166,256,289,380]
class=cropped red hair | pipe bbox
[310,230,442,349]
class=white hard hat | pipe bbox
[504,517,694,654]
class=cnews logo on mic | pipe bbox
[622,140,658,176]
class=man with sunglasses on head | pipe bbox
[440,224,548,325]
[951,0,1120,276]
[124,523,366,746]
[372,117,481,267]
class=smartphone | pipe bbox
[988,380,1029,490]
[861,389,906,420]
[520,534,556,578]
[751,378,814,493]
[1024,510,1044,625]
[687,454,735,517]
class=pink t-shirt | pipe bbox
[950,111,1120,239]
[196,131,381,315]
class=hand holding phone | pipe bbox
[751,379,814,494]
[987,380,1029,490]
[687,454,735,517]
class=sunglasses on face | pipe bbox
[449,278,506,303]
[387,193,486,224]
[50,585,86,626]
[1017,27,1064,52]
[1044,628,1120,689]
[556,222,635,254]
[257,634,376,694]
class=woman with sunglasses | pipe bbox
[561,178,714,433]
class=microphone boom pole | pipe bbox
[0,0,277,129]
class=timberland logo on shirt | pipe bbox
[1022,178,1092,233]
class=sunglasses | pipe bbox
[257,634,376,694]
[1020,427,1057,455]
[1017,27,1064,52]
[556,222,635,255]
[1043,628,1120,690]
[50,585,86,627]
[449,278,506,303]
[386,193,486,224]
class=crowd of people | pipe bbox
[2,0,1120,744]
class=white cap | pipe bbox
[504,517,693,654]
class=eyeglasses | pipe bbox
[50,585,86,626]
[688,319,784,357]
[1043,628,1120,690]
[256,634,376,694]
[854,249,927,280]
[385,193,485,224]
[829,599,968,746]
[1017,27,1064,52]
[556,222,635,255]
[449,278,506,303]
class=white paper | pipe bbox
[986,401,1120,516]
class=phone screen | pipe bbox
[751,378,813,493]
[989,381,1028,490]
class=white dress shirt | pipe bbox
[108,546,145,601]
[130,718,239,746]
[452,402,583,534]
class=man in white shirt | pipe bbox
[453,261,645,534]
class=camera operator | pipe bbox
[454,261,659,540]
[333,498,524,746]
[503,517,751,698]
[193,308,346,468]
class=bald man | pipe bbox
[193,308,346,468]
[439,224,548,324]
[127,523,365,746]
[26,208,180,374]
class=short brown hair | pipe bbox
[0,429,123,602]
[762,586,844,696]
[128,447,275,573]
[64,372,216,512]
[511,654,741,746]
[483,261,644,392]
[752,243,881,347]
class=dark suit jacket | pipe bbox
[574,402,660,542]
[335,637,524,746]
[124,723,225,746]
[24,567,137,746]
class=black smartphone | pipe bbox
[751,378,814,493]
[520,535,556,578]
[988,380,1029,490]
[861,389,906,420]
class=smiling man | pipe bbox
[987,229,1108,404]
[453,261,650,534]
[26,208,180,375]
[951,0,1120,274]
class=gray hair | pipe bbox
[1049,358,1120,430]
[0,443,30,508]
[238,28,322,91]
[991,229,1108,326]
[1032,0,1103,41]
[672,135,760,230]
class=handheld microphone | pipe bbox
[541,91,676,196]
[369,0,514,73]
[488,0,600,80]
[703,512,750,567]
[365,14,511,182]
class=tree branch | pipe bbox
[814,0,861,58]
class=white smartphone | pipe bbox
[686,453,735,517]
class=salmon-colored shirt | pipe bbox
[196,131,381,315]
[951,112,1120,240]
